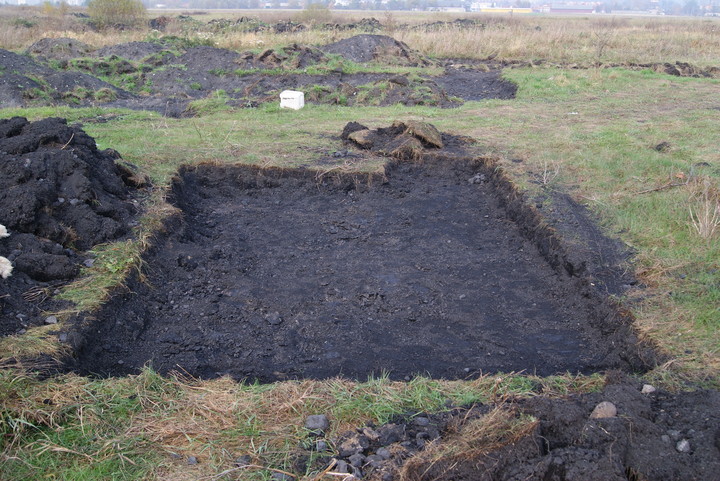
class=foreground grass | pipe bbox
[0,368,602,480]
[1,64,718,478]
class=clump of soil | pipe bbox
[308,376,720,481]
[322,34,431,67]
[652,61,720,78]
[416,17,487,31]
[306,75,462,108]
[343,120,448,158]
[320,17,383,32]
[0,117,145,336]
[94,41,165,62]
[233,43,329,71]
[69,122,651,381]
[25,37,92,61]
[0,48,129,109]
[435,64,518,101]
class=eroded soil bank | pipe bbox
[72,149,651,381]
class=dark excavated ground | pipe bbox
[73,148,649,381]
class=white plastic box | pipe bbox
[280,90,305,110]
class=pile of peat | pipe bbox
[0,117,145,336]
[71,122,652,381]
[3,35,516,114]
[311,375,720,481]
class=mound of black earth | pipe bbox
[307,376,720,481]
[25,37,92,61]
[0,49,130,109]
[94,41,166,62]
[0,117,146,336]
[322,34,431,66]
[71,123,651,381]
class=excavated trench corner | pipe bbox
[72,156,653,382]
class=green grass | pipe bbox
[0,370,166,480]
[0,369,603,480]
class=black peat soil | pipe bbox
[0,117,145,336]
[71,124,652,382]
[3,35,516,115]
[314,374,720,481]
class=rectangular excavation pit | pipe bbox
[73,157,649,382]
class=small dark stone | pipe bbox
[376,447,391,460]
[234,455,252,467]
[338,433,370,457]
[315,440,328,452]
[187,456,198,465]
[305,414,330,433]
[349,453,365,467]
[335,459,349,473]
[378,424,404,445]
[388,75,409,86]
[271,473,293,481]
[654,141,671,152]
[265,312,283,325]
[413,416,430,427]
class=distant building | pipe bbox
[549,2,596,13]
[470,1,492,11]
[478,6,533,12]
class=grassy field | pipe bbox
[1,7,719,481]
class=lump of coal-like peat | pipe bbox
[343,120,445,160]
[0,116,147,335]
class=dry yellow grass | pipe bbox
[1,7,719,66]
[398,405,538,481]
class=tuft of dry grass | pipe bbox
[0,325,68,367]
[399,405,538,481]
[688,177,720,241]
